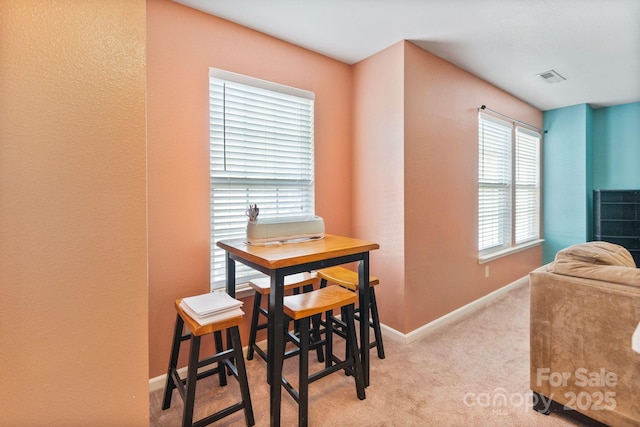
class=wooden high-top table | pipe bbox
[217,234,379,426]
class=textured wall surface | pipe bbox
[0,1,149,424]
[593,102,640,190]
[542,104,593,263]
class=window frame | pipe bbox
[209,68,316,290]
[478,112,543,263]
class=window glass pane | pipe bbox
[210,70,315,288]
[478,114,512,252]
[478,113,541,256]
[515,127,540,243]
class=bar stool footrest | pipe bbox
[191,402,247,427]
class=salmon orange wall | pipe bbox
[0,1,148,424]
[353,41,543,333]
[147,0,353,377]
[352,43,407,330]
[403,41,543,331]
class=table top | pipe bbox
[217,234,379,270]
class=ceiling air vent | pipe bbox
[537,70,566,83]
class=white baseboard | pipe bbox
[150,368,180,393]
[381,275,529,345]
[149,276,528,391]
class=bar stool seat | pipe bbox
[247,272,320,362]
[317,266,385,359]
[162,296,254,427]
[281,286,366,426]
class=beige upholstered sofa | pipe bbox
[530,241,640,426]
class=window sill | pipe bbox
[212,282,255,299]
[478,239,545,264]
[235,282,254,299]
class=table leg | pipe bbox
[225,253,236,298]
[268,271,285,426]
[358,255,370,387]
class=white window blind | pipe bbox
[478,114,512,252]
[209,69,315,289]
[478,113,541,256]
[515,127,540,244]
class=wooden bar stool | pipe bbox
[317,266,385,359]
[247,272,321,362]
[281,286,366,426]
[162,297,255,427]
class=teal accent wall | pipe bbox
[542,101,640,264]
[585,106,594,244]
[593,102,640,190]
[542,104,593,263]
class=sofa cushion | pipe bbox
[554,241,637,268]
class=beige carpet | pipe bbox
[149,281,587,426]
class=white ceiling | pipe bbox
[175,0,640,111]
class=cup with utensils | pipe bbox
[245,204,259,222]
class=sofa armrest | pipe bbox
[549,259,640,288]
